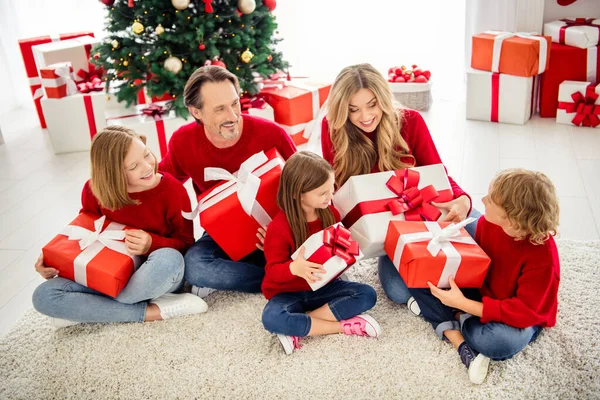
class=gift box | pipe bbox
[39,62,77,99]
[466,69,534,125]
[42,213,140,298]
[105,102,189,161]
[260,79,330,145]
[333,164,454,258]
[556,81,600,127]
[471,31,551,77]
[384,219,490,288]
[41,84,126,154]
[241,96,275,120]
[539,44,600,117]
[291,223,363,291]
[18,31,95,128]
[544,18,600,49]
[183,149,285,261]
[32,36,99,83]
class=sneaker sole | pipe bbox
[276,334,294,355]
[469,353,490,385]
[358,314,382,338]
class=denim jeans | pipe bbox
[32,247,185,323]
[184,232,266,292]
[262,280,377,337]
[378,208,482,305]
[410,287,542,360]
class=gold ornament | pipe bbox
[156,24,165,35]
[171,0,190,10]
[238,0,256,14]
[123,60,129,66]
[111,39,120,48]
[132,21,144,34]
[240,49,254,63]
[164,56,183,74]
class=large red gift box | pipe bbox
[539,44,600,118]
[42,213,140,298]
[384,219,490,288]
[183,149,284,261]
[18,31,95,128]
[291,223,363,291]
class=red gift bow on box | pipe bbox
[141,104,165,117]
[240,96,267,114]
[77,77,103,93]
[77,64,104,83]
[559,18,600,46]
[322,225,360,265]
[558,86,600,127]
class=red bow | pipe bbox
[322,225,360,265]
[141,104,165,118]
[203,0,213,12]
[77,64,104,83]
[385,169,442,221]
[77,77,103,93]
[561,18,600,27]
[240,96,267,113]
[558,87,600,127]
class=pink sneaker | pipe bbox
[277,334,302,355]
[340,314,382,338]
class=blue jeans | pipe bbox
[184,232,266,292]
[378,208,482,305]
[262,280,377,337]
[32,247,185,323]
[410,288,542,360]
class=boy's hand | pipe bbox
[428,276,466,309]
[290,246,327,284]
[256,225,267,251]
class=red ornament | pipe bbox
[211,57,226,68]
[263,0,277,11]
[100,0,115,5]
[203,0,214,13]
[199,43,206,50]
[267,55,273,62]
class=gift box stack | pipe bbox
[540,18,600,128]
[467,31,552,125]
[333,164,491,289]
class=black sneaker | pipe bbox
[458,341,490,384]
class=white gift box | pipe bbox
[245,103,275,120]
[33,36,99,80]
[544,18,600,49]
[105,102,190,161]
[291,223,363,291]
[41,90,125,154]
[556,80,600,128]
[333,164,453,259]
[466,69,534,125]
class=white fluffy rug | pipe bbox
[1,240,599,399]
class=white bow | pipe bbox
[62,215,127,250]
[53,64,78,96]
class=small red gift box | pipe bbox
[42,213,140,298]
[384,219,490,288]
[39,62,77,99]
[183,149,284,261]
[291,223,363,291]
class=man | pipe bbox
[159,66,297,297]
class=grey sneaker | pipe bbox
[407,296,422,316]
[191,285,217,299]
[150,293,208,320]
[458,341,490,384]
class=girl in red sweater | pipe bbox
[262,151,381,355]
[410,169,560,384]
[32,126,208,327]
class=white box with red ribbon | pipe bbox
[332,164,453,259]
[105,102,190,161]
[291,223,363,291]
[241,95,275,120]
[557,81,600,128]
[466,68,534,125]
[32,36,99,83]
[544,18,600,49]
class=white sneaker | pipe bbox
[407,296,422,316]
[468,353,491,385]
[191,285,217,299]
[49,317,80,328]
[150,293,208,320]
[277,334,301,355]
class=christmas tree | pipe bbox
[92,0,287,118]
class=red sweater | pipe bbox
[476,216,560,329]
[81,173,195,255]
[158,115,297,196]
[321,109,469,203]
[262,207,341,300]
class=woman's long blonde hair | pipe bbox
[89,126,157,210]
[277,151,336,249]
[327,63,415,186]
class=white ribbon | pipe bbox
[392,218,476,288]
[182,151,283,228]
[60,215,138,286]
[485,31,548,75]
[41,65,78,96]
[587,47,598,83]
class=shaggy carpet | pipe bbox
[1,240,599,399]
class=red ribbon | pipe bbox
[341,169,454,229]
[491,72,500,122]
[559,18,600,45]
[77,77,103,93]
[241,96,267,114]
[322,225,360,265]
[203,0,213,12]
[83,95,97,139]
[76,64,104,83]
[558,85,600,127]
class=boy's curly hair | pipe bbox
[490,169,560,245]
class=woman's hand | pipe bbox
[290,246,327,284]
[34,254,58,280]
[125,230,152,255]
[432,195,471,223]
[256,225,267,251]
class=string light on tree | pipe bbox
[132,21,145,34]
[171,0,190,10]
[156,24,165,35]
[240,48,254,63]
[164,56,183,74]
[238,0,256,14]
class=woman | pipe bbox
[321,63,481,312]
